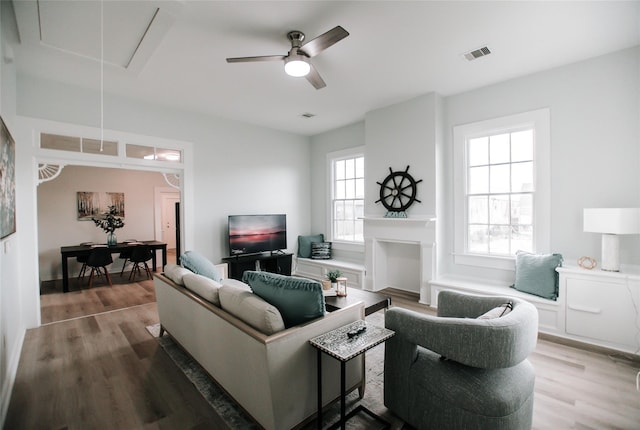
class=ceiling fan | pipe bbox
[226,26,349,90]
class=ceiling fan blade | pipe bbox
[300,26,349,58]
[305,64,326,90]
[226,55,285,63]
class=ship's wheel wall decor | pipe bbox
[375,165,422,218]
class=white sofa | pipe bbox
[154,264,365,430]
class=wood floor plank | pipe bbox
[6,285,640,429]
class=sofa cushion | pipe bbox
[511,251,563,300]
[183,273,222,306]
[222,278,252,291]
[297,234,324,258]
[242,271,325,328]
[219,285,285,335]
[163,263,193,285]
[180,250,223,282]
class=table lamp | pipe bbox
[583,208,640,272]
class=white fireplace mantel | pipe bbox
[363,216,436,304]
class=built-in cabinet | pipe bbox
[559,266,640,354]
[431,265,640,355]
[294,258,365,290]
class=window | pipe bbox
[454,109,550,269]
[330,149,365,243]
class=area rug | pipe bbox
[146,312,406,429]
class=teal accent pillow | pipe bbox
[511,251,563,300]
[242,271,325,327]
[297,234,324,258]
[180,250,223,282]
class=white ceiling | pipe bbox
[10,1,640,136]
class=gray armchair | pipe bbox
[384,290,538,430]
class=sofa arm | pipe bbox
[385,305,537,369]
[437,290,517,318]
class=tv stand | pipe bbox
[222,252,293,281]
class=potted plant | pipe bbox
[326,269,342,289]
[92,205,125,246]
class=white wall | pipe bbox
[37,166,169,281]
[364,93,438,218]
[16,74,312,266]
[441,46,640,280]
[309,121,365,262]
[309,47,640,286]
[0,1,27,425]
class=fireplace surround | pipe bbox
[363,217,436,304]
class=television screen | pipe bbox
[228,214,287,255]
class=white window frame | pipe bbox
[327,146,365,249]
[453,109,550,270]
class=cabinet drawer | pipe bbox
[566,277,636,347]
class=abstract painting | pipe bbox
[0,116,16,239]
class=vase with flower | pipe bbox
[92,205,125,246]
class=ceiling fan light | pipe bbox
[284,56,310,77]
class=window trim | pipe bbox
[327,146,365,248]
[453,109,550,270]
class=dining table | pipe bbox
[60,240,167,293]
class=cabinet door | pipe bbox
[566,277,637,348]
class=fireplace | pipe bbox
[364,217,436,304]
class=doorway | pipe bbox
[155,187,180,265]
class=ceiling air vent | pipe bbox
[463,46,491,62]
[301,113,316,119]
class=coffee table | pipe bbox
[324,287,391,316]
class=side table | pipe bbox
[309,320,395,430]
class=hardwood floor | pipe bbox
[6,286,640,429]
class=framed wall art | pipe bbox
[0,116,16,239]
[77,191,125,220]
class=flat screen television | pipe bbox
[228,214,287,256]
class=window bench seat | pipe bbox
[294,258,366,290]
[429,276,564,335]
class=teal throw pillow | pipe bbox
[242,271,325,328]
[180,250,223,283]
[511,251,563,300]
[297,234,324,258]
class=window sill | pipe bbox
[453,253,515,271]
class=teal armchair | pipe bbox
[384,290,538,430]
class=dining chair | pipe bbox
[76,242,94,280]
[128,245,153,281]
[86,247,114,288]
[118,240,138,276]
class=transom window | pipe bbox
[466,129,534,255]
[331,153,364,243]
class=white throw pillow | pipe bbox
[219,285,285,335]
[477,303,513,319]
[163,263,193,286]
[183,273,222,306]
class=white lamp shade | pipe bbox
[583,208,640,234]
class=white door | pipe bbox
[161,193,180,250]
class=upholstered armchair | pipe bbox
[384,290,538,430]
